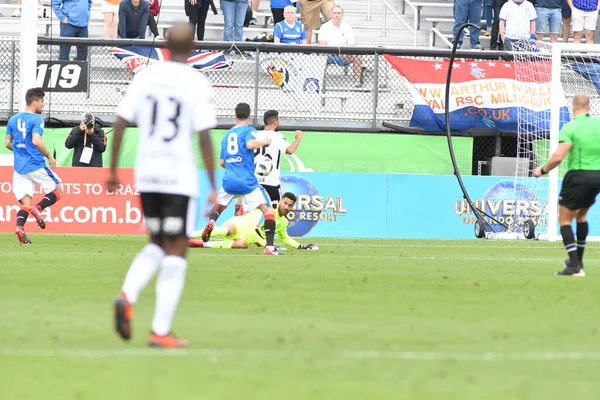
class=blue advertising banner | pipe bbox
[195,171,598,239]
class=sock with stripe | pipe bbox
[121,243,165,304]
[203,240,234,249]
[576,221,588,264]
[16,206,28,227]
[264,213,275,247]
[560,225,580,266]
[151,255,187,336]
[37,190,60,210]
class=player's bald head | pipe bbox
[167,22,194,60]
[572,95,590,113]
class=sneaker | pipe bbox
[29,206,46,229]
[188,239,204,248]
[564,258,585,271]
[484,28,491,36]
[148,332,190,348]
[471,44,484,50]
[234,203,244,216]
[12,8,21,17]
[557,261,585,277]
[464,29,470,37]
[15,226,32,244]
[264,246,280,255]
[114,292,134,340]
[201,219,215,242]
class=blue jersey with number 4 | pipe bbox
[220,125,259,195]
[6,112,46,174]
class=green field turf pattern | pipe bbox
[1,235,599,400]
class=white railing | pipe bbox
[429,27,453,48]
[383,0,417,47]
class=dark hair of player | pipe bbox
[25,88,45,105]
[263,110,279,126]
[282,192,297,202]
[166,22,194,60]
[235,103,251,120]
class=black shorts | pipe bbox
[558,170,600,211]
[140,192,193,237]
[261,184,282,203]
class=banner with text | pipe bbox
[384,55,570,132]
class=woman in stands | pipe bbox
[103,0,121,38]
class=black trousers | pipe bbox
[147,13,159,37]
[189,1,210,40]
[271,2,297,25]
[490,0,505,49]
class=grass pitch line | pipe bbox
[2,347,600,361]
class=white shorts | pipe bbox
[217,186,271,212]
[101,1,120,14]
[13,167,62,202]
[572,8,598,32]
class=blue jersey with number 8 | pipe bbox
[220,125,259,195]
[6,112,46,174]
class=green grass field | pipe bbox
[1,234,600,400]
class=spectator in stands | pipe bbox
[271,0,296,24]
[65,113,107,168]
[118,0,149,39]
[453,0,484,49]
[221,0,249,41]
[499,0,537,50]
[250,0,260,24]
[146,0,161,38]
[562,0,572,42]
[318,6,362,87]
[185,0,212,40]
[567,0,597,43]
[535,0,561,41]
[482,0,493,36]
[52,0,92,61]
[13,0,45,17]
[102,0,121,39]
[490,0,508,49]
[274,5,306,43]
[299,0,334,44]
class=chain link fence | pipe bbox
[1,37,523,174]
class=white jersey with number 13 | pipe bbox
[116,61,217,198]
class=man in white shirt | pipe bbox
[106,22,218,349]
[499,0,537,50]
[318,5,362,87]
[254,109,304,203]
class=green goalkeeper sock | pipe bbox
[212,226,229,238]
[204,240,233,249]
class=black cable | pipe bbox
[444,23,508,236]
[144,0,165,68]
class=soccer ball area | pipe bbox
[2,234,599,399]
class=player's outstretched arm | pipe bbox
[4,134,12,151]
[246,136,272,150]
[106,116,129,191]
[32,134,56,167]
[286,130,303,155]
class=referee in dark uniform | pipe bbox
[535,95,600,276]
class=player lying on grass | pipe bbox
[189,192,318,251]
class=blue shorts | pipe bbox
[536,7,562,34]
[328,55,351,66]
[562,2,571,18]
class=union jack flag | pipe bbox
[109,46,233,74]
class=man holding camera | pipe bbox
[65,113,107,167]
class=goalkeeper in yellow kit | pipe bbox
[188,192,318,251]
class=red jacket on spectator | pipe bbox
[146,0,160,17]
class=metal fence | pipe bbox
[1,37,514,135]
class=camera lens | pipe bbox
[86,123,94,129]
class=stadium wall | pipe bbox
[0,166,557,239]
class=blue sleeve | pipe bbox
[32,116,44,136]
[220,139,226,160]
[274,23,282,39]
[118,5,126,38]
[6,119,14,136]
[52,0,65,21]
[244,128,257,148]
[301,26,306,40]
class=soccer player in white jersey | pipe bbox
[5,88,64,244]
[106,22,217,349]
[255,109,303,203]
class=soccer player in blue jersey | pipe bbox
[4,88,64,244]
[201,102,280,255]
[273,6,307,45]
